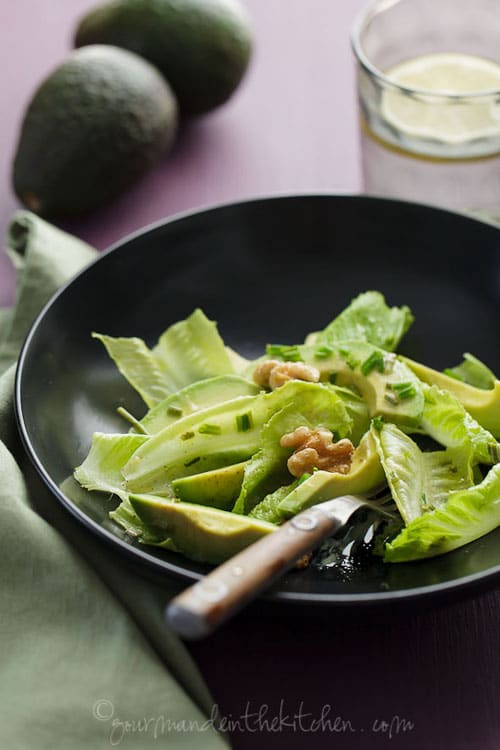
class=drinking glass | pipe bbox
[352,0,500,216]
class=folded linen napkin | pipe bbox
[0,212,228,750]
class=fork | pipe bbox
[166,494,395,639]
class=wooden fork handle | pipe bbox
[166,496,364,639]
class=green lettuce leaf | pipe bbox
[94,309,235,407]
[74,432,149,499]
[444,353,496,390]
[328,384,370,445]
[122,381,351,497]
[420,384,499,465]
[140,375,259,434]
[372,423,474,525]
[312,291,414,351]
[233,385,350,515]
[385,463,500,561]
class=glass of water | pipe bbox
[352,0,500,216]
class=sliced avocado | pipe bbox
[141,375,259,433]
[129,494,275,564]
[253,341,423,427]
[403,356,500,438]
[277,432,386,519]
[172,461,247,510]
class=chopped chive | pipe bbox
[384,393,399,406]
[346,354,360,370]
[184,456,200,467]
[328,372,338,384]
[314,345,333,359]
[266,344,303,362]
[198,423,222,435]
[116,406,149,435]
[180,431,195,441]
[389,381,417,399]
[372,415,384,431]
[298,472,312,484]
[236,412,253,432]
[167,405,183,417]
[361,350,385,376]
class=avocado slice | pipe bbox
[129,494,275,564]
[141,375,259,433]
[403,356,500,438]
[276,431,386,519]
[172,461,247,510]
[249,341,424,427]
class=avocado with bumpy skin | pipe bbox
[74,0,252,115]
[12,45,178,218]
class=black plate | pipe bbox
[15,195,500,607]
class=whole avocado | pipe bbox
[74,0,253,115]
[13,45,178,218]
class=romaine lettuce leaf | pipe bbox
[94,309,235,407]
[444,353,496,390]
[140,375,259,434]
[312,291,413,351]
[122,381,351,497]
[420,384,499,465]
[372,423,474,524]
[74,432,149,499]
[328,384,370,445]
[93,333,170,408]
[233,386,350,515]
[153,308,234,389]
[385,463,500,561]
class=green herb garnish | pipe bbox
[361,350,385,376]
[198,423,222,435]
[236,412,253,432]
[266,344,303,362]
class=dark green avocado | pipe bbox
[74,0,253,114]
[12,45,178,218]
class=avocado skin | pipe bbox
[74,0,252,115]
[13,45,178,218]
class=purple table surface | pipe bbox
[2,2,500,749]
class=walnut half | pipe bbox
[253,360,320,390]
[280,426,354,478]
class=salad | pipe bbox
[74,291,500,566]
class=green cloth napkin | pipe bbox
[0,212,229,750]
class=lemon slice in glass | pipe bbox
[381,53,500,144]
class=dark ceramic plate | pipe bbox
[15,195,500,608]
